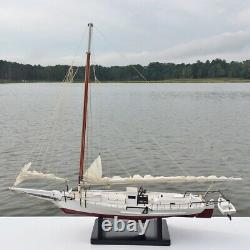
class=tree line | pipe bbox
[1,59,250,82]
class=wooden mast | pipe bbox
[79,23,93,184]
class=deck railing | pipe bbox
[84,200,214,211]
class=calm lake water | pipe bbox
[0,83,249,216]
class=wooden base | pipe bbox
[91,217,171,246]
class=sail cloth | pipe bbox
[84,155,102,179]
[83,156,242,186]
[14,162,66,186]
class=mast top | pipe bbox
[87,23,93,54]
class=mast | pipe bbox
[79,23,93,184]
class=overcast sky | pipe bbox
[1,0,250,66]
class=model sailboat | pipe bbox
[10,23,241,220]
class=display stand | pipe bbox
[91,217,171,246]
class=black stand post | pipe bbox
[91,217,171,246]
[97,217,102,240]
[157,218,162,241]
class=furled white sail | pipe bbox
[83,155,102,179]
[14,162,66,186]
[84,175,242,186]
[83,157,242,185]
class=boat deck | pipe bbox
[72,190,208,212]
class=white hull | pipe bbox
[217,197,236,216]
[10,187,214,219]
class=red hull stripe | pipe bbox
[60,208,213,219]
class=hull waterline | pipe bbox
[60,207,214,219]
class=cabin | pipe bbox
[126,187,148,206]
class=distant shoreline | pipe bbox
[1,78,250,84]
[1,59,250,83]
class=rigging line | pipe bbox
[90,37,103,164]
[39,84,69,173]
[205,182,215,195]
[94,25,150,83]
[41,98,67,175]
[88,69,93,168]
[29,24,85,161]
[95,79,102,156]
[91,42,102,154]
[91,47,131,177]
[28,117,50,163]
[29,90,63,161]
[91,33,101,84]
[63,26,88,82]
[71,26,88,66]
[132,124,190,176]
[91,55,103,162]
[39,108,63,173]
[34,84,69,162]
[72,67,79,81]
[97,127,132,177]
[130,65,149,83]
[63,66,76,83]
[93,64,100,83]
[93,49,135,176]
[110,124,153,176]
[90,58,151,175]
[109,150,132,177]
[125,130,154,175]
[34,113,56,166]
